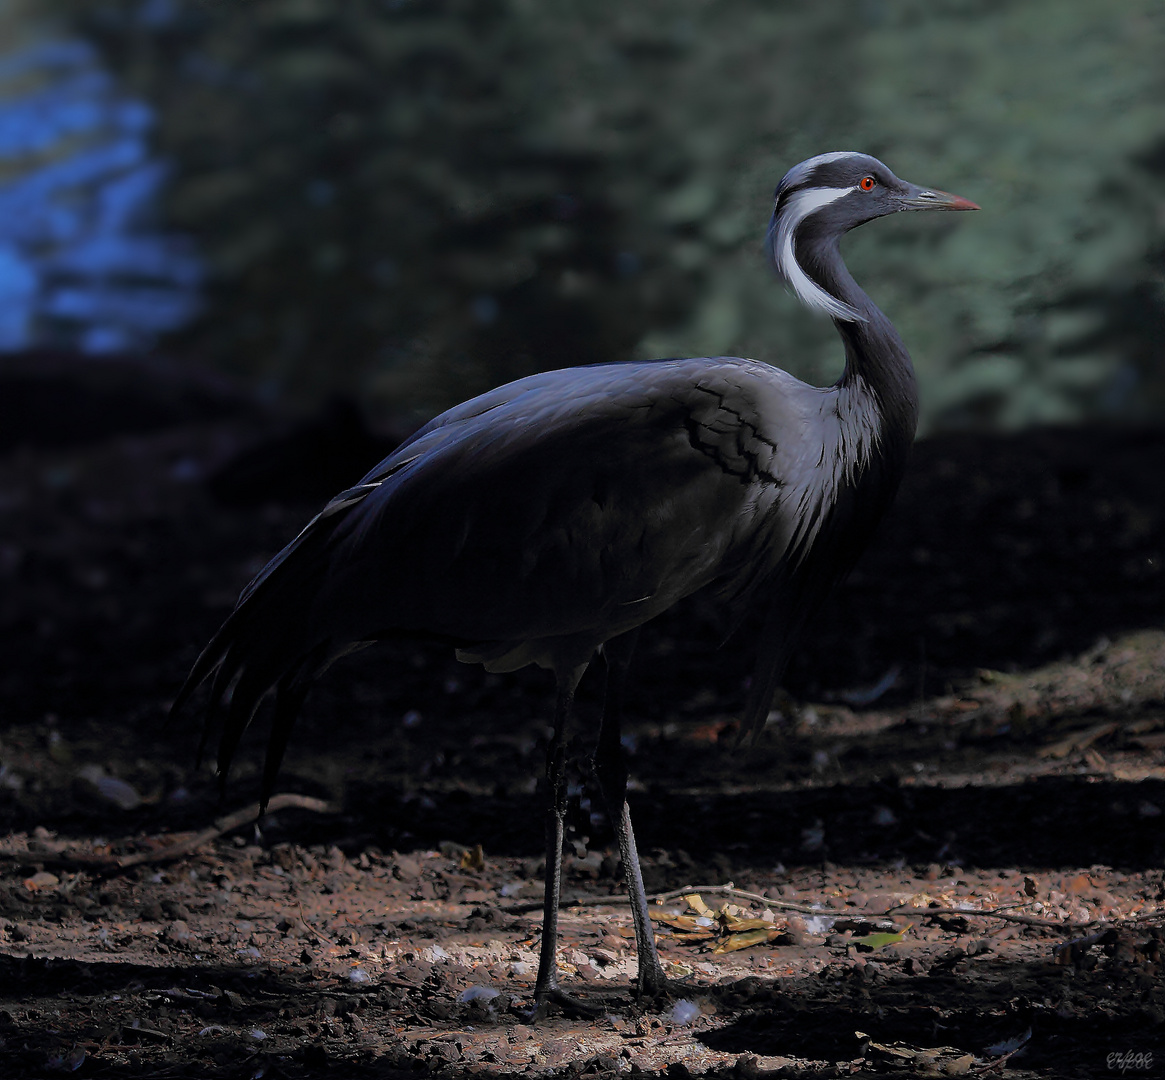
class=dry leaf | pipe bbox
[684,893,712,916]
[460,844,485,871]
[720,917,775,933]
[712,928,782,953]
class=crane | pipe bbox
[175,151,977,1016]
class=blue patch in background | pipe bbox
[0,38,201,354]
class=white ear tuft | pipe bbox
[770,185,865,322]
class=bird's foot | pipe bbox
[635,964,679,1003]
[526,984,605,1022]
[638,969,680,1006]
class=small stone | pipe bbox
[784,915,813,945]
[458,986,500,1003]
[668,999,701,1026]
[163,920,193,944]
[392,856,422,881]
[943,1053,974,1075]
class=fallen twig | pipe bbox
[1039,720,1119,760]
[505,882,827,918]
[881,905,1097,931]
[292,900,336,947]
[0,793,334,873]
[504,881,1163,935]
[651,883,820,913]
[653,883,1146,932]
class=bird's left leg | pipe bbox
[594,630,671,999]
[531,664,602,1019]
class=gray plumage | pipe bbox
[176,151,977,1014]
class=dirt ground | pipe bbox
[1,355,1164,1078]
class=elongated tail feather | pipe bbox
[171,612,239,721]
[260,666,317,814]
[215,665,275,791]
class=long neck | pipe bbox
[799,232,920,453]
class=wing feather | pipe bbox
[175,356,833,763]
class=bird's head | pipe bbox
[767,151,979,322]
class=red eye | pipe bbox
[859,176,876,191]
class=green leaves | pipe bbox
[852,924,911,952]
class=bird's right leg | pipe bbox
[531,664,601,1019]
[594,630,670,999]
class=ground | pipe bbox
[0,355,1164,1078]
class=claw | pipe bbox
[637,974,672,1001]
[527,985,605,1021]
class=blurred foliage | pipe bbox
[48,0,1165,429]
[852,0,1165,428]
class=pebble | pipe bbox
[669,999,701,1026]
[163,920,193,944]
[458,986,500,1003]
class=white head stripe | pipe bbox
[771,185,864,322]
[779,151,863,193]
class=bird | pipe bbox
[175,151,977,1016]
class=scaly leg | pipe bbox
[594,630,670,998]
[532,664,602,1018]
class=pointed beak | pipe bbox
[900,184,980,212]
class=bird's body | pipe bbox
[211,355,905,699]
[177,152,977,1015]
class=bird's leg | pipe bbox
[594,630,670,999]
[532,665,601,1019]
